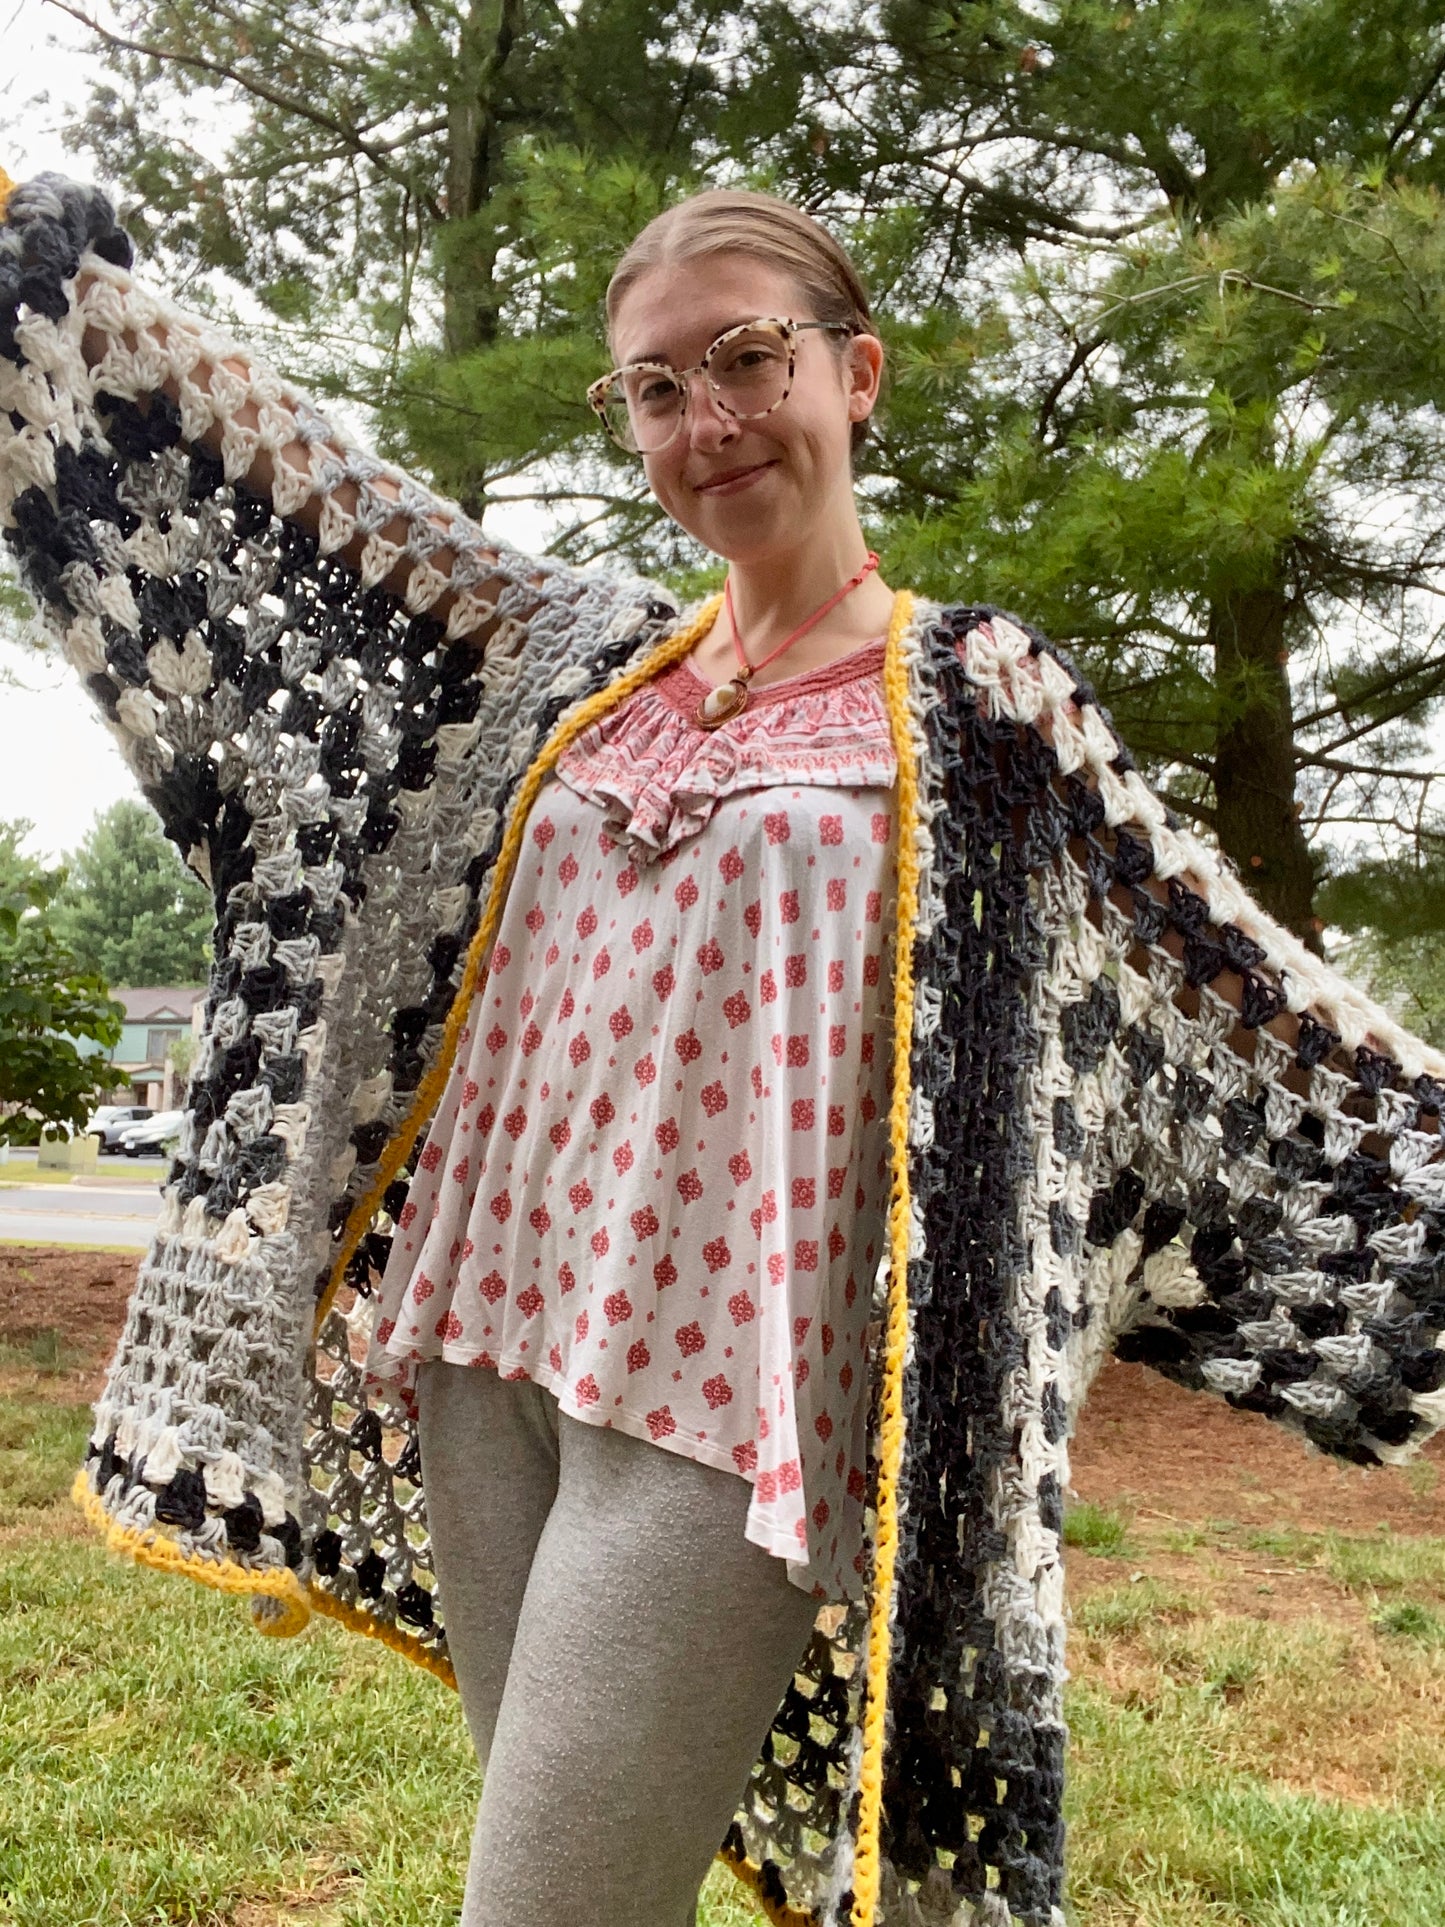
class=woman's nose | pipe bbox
[681,372,739,450]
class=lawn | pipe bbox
[0,1326,768,1927]
[0,1160,168,1187]
[6,1276,1445,1925]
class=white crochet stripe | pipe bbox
[957,612,1445,1084]
[9,254,606,642]
[1,256,664,1582]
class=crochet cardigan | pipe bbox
[7,173,1445,1927]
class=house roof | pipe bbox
[111,986,207,1023]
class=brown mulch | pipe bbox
[1070,1354,1445,1537]
[0,1244,139,1398]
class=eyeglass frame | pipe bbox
[586,316,861,454]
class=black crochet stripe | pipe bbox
[0,171,132,363]
[853,601,1445,1921]
[875,612,1064,1923]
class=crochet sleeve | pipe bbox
[0,174,661,874]
[947,606,1445,1468]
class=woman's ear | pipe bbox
[845,333,885,425]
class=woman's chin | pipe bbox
[687,486,797,558]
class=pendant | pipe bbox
[695,677,750,729]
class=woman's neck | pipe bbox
[701,520,897,684]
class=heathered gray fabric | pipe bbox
[416,1359,821,1926]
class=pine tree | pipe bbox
[60,0,1445,945]
[51,801,212,987]
[63,0,744,514]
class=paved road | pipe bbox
[0,1177,164,1249]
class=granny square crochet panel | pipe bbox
[7,174,1445,1927]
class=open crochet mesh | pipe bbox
[8,175,1445,1927]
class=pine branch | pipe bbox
[1297,754,1442,783]
[1294,652,1445,735]
[46,0,444,220]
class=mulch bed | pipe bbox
[0,1244,137,1391]
[1071,1354,1445,1537]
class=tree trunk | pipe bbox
[1209,585,1320,951]
[443,0,526,512]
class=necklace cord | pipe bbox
[724,551,881,680]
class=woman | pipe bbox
[6,170,1445,1927]
[363,194,905,1925]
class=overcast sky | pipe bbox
[2,1,139,863]
[1,0,565,865]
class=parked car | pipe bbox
[118,1110,185,1157]
[86,1105,154,1153]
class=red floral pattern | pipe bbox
[365,638,898,1602]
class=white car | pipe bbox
[86,1104,155,1153]
[118,1110,186,1157]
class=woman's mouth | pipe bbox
[694,461,777,496]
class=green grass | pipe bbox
[1372,1600,1445,1645]
[1067,1692,1445,1927]
[1066,1608,1445,1926]
[1064,1499,1133,1556]
[0,1169,86,1187]
[0,1361,768,1926]
[1074,1578,1197,1638]
[1159,1521,1445,1597]
[0,1155,166,1185]
[11,1364,1445,1926]
[1326,1530,1445,1595]
[0,1389,92,1522]
[1142,1519,1445,1602]
[0,1329,76,1374]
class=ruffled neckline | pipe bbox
[551,632,896,863]
[658,634,887,717]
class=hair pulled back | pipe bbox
[604,188,878,455]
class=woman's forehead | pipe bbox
[611,254,802,365]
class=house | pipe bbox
[106,987,207,1108]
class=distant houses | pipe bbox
[104,987,206,1108]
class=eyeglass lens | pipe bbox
[601,323,793,453]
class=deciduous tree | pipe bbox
[0,820,124,1141]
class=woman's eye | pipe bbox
[716,342,784,378]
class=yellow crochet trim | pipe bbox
[850,588,919,1927]
[719,1842,822,1925]
[0,169,15,224]
[312,593,725,1341]
[303,1581,459,1686]
[74,587,919,1927]
[73,1465,464,1676]
[71,1465,310,1616]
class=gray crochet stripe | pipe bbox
[7,178,1445,1927]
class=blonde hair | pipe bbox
[604,188,878,455]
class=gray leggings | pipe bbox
[414,1358,822,1926]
